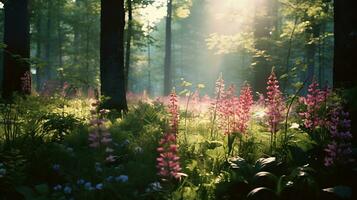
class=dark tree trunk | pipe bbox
[333,0,357,88]
[100,0,127,112]
[35,12,43,91]
[252,0,275,94]
[85,1,90,91]
[2,0,31,98]
[73,0,81,65]
[304,24,320,92]
[44,0,53,82]
[334,0,357,140]
[147,35,152,95]
[124,0,133,91]
[57,5,63,68]
[164,0,173,95]
[0,9,4,93]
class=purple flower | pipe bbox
[324,107,353,167]
[52,164,60,172]
[63,186,72,194]
[53,184,62,191]
[84,182,93,190]
[77,179,85,185]
[106,176,114,182]
[95,183,104,190]
[115,175,129,183]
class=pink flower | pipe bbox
[156,133,182,180]
[266,70,284,135]
[235,83,254,134]
[168,91,179,135]
[324,107,353,167]
[214,80,254,136]
[299,80,330,131]
[88,100,115,163]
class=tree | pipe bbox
[333,0,357,137]
[2,0,31,98]
[124,0,133,90]
[252,0,277,94]
[164,0,173,95]
[333,0,357,89]
[100,0,127,111]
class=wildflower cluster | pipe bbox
[156,133,182,180]
[299,80,330,131]
[266,70,284,135]
[215,83,254,135]
[216,84,237,134]
[324,107,353,166]
[88,100,115,163]
[235,83,254,134]
[168,91,179,135]
[156,91,182,181]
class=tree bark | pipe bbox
[252,0,275,94]
[333,0,357,88]
[164,0,173,95]
[44,0,53,82]
[35,11,43,91]
[124,0,133,91]
[100,0,127,112]
[334,0,357,140]
[2,0,31,98]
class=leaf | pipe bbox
[179,89,190,96]
[322,186,352,199]
[204,140,223,149]
[255,157,277,172]
[35,184,49,195]
[252,171,278,189]
[246,187,277,200]
[279,74,288,80]
[197,84,205,89]
[16,186,35,199]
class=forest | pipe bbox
[0,0,356,199]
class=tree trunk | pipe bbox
[164,0,173,95]
[44,0,53,82]
[125,0,133,91]
[147,35,152,95]
[252,0,274,94]
[100,0,127,112]
[333,0,357,88]
[303,24,320,93]
[57,4,63,68]
[35,12,43,91]
[2,0,31,98]
[334,0,357,140]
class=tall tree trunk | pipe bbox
[85,1,90,92]
[35,12,43,91]
[334,0,357,88]
[0,9,4,93]
[100,0,127,112]
[252,0,274,94]
[57,6,63,68]
[334,0,357,139]
[304,24,320,92]
[125,0,133,91]
[164,0,173,95]
[147,35,152,95]
[73,0,81,65]
[2,0,31,98]
[44,0,53,82]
